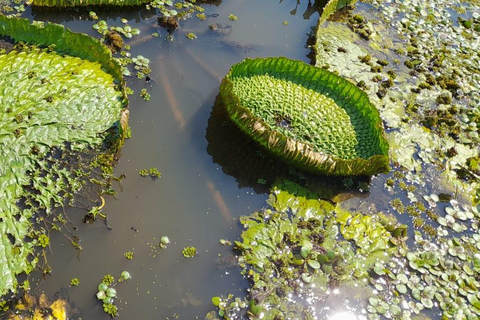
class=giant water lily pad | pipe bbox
[0,16,127,296]
[219,57,389,176]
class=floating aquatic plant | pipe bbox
[138,167,161,179]
[70,278,80,287]
[96,271,131,317]
[140,88,151,100]
[182,246,197,258]
[219,57,389,176]
[212,180,406,319]
[160,236,170,249]
[0,16,127,296]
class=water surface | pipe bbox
[27,1,330,318]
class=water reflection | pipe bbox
[8,0,378,318]
[206,95,372,199]
[280,0,329,19]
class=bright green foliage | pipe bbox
[224,180,406,319]
[101,274,115,286]
[182,246,197,258]
[30,0,150,7]
[0,48,123,296]
[149,168,161,178]
[124,251,134,260]
[96,272,127,318]
[37,234,50,248]
[0,16,125,91]
[70,278,80,286]
[103,303,118,317]
[220,57,389,176]
[139,168,161,178]
[0,17,127,296]
[140,88,151,101]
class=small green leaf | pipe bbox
[301,246,311,258]
[212,296,221,307]
[421,298,433,309]
[307,259,321,269]
[396,284,407,294]
[301,273,312,283]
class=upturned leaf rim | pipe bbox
[219,57,389,176]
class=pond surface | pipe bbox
[23,1,348,319]
[2,0,478,318]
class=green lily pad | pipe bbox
[0,16,127,296]
[467,294,480,309]
[319,0,357,25]
[369,296,380,307]
[397,274,408,284]
[301,246,311,258]
[307,259,321,269]
[212,296,221,307]
[389,304,401,315]
[421,298,434,309]
[219,57,389,176]
[412,288,421,300]
[396,283,408,294]
[317,254,329,264]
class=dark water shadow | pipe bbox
[280,0,329,20]
[196,0,222,6]
[206,95,372,199]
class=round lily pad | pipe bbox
[219,57,389,176]
[307,259,321,269]
[396,283,408,294]
[0,16,127,296]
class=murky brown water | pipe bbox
[21,1,340,319]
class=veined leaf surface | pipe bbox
[0,17,126,296]
[219,57,389,176]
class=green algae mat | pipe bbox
[219,57,389,176]
[0,16,127,296]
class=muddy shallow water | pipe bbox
[21,1,350,319]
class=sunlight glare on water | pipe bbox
[328,311,359,320]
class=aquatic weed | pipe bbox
[70,278,80,287]
[182,246,197,258]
